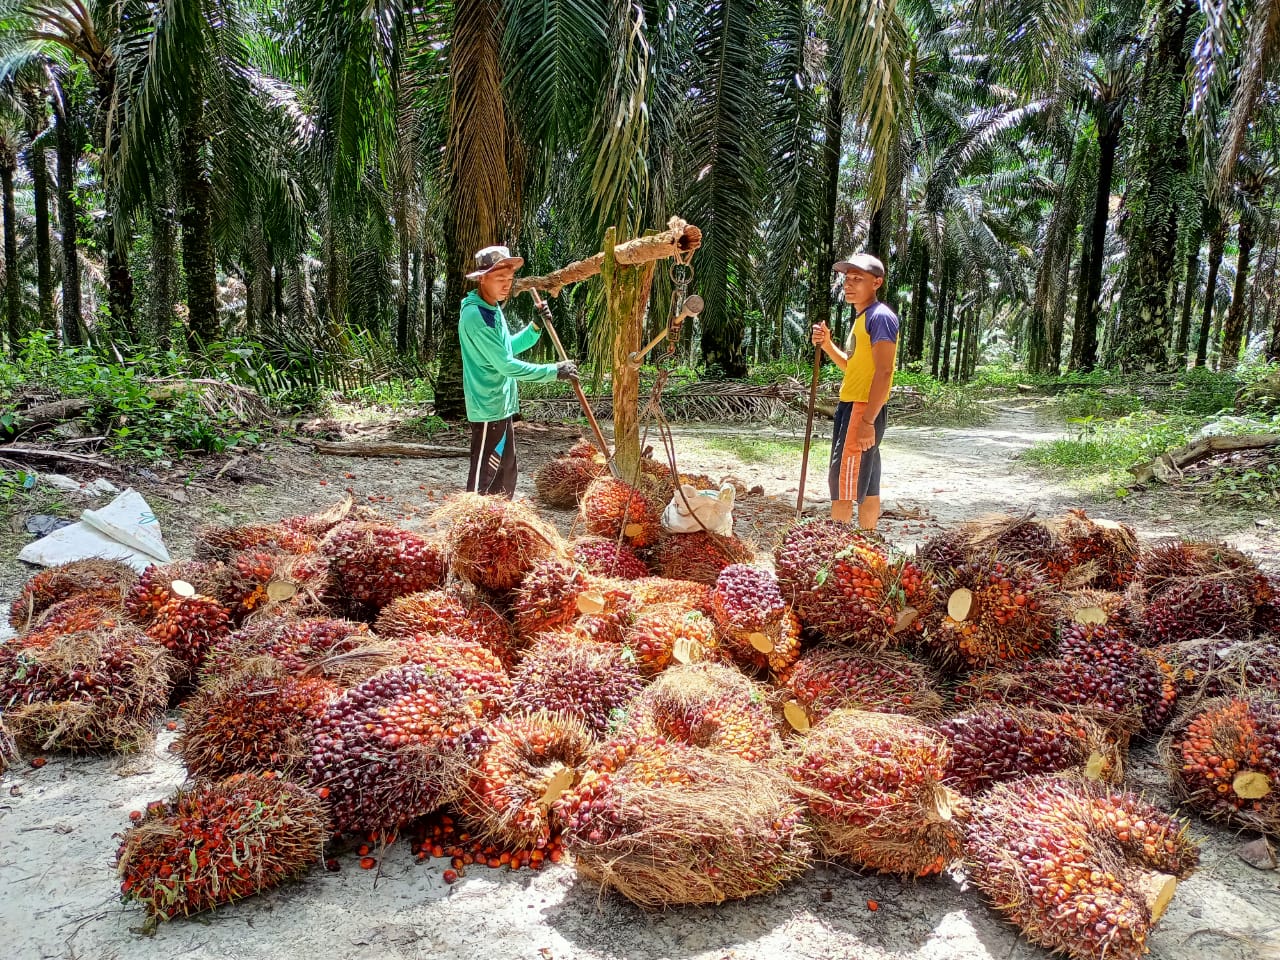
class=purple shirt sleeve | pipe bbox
[865,303,899,345]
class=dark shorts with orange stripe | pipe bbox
[828,401,886,503]
[467,417,517,498]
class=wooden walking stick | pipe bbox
[796,344,823,517]
[525,288,618,476]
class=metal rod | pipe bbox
[796,345,823,518]
[628,329,670,367]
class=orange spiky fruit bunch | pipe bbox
[115,773,327,920]
[580,477,663,549]
[195,522,316,561]
[511,559,596,637]
[785,647,943,723]
[1058,509,1139,590]
[511,636,643,736]
[394,633,512,720]
[203,616,373,682]
[928,556,1054,670]
[321,521,446,608]
[374,590,516,667]
[222,549,330,621]
[1134,539,1270,605]
[555,738,812,907]
[534,455,607,508]
[125,560,228,626]
[938,705,1123,795]
[621,604,719,676]
[1138,576,1257,646]
[650,532,755,585]
[456,711,595,851]
[0,627,176,752]
[7,559,137,631]
[145,594,232,678]
[570,536,649,580]
[892,554,937,637]
[436,493,565,594]
[786,710,963,876]
[710,564,802,677]
[967,513,1071,583]
[774,520,903,650]
[17,590,128,647]
[276,494,355,537]
[965,776,1199,960]
[306,663,474,835]
[621,664,779,762]
[627,576,712,613]
[178,663,338,779]
[1156,637,1280,700]
[1170,696,1280,834]
[1058,622,1178,735]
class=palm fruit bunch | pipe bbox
[533,454,606,508]
[1137,575,1257,647]
[960,513,1072,584]
[1134,538,1270,603]
[892,553,938,637]
[306,663,475,835]
[195,521,317,562]
[916,531,970,580]
[627,576,712,613]
[580,476,663,549]
[321,521,446,609]
[1156,636,1280,700]
[374,589,516,668]
[938,705,1123,795]
[17,590,130,647]
[511,558,597,637]
[7,559,137,632]
[393,633,512,720]
[555,738,812,907]
[124,560,228,626]
[455,711,595,851]
[436,493,565,595]
[774,519,905,650]
[786,710,963,876]
[569,535,649,580]
[1058,622,1178,735]
[650,532,755,585]
[926,555,1054,671]
[276,493,356,537]
[115,773,326,920]
[203,616,374,683]
[1056,588,1137,640]
[965,776,1199,960]
[784,647,943,724]
[0,627,176,753]
[221,549,330,622]
[710,564,802,677]
[1257,573,1280,633]
[144,592,232,679]
[621,604,719,675]
[510,636,643,736]
[621,664,780,762]
[1167,696,1280,834]
[178,661,339,780]
[1057,509,1139,590]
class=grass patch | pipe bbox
[1022,413,1199,496]
[704,435,807,464]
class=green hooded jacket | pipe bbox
[458,289,559,422]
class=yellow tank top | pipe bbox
[838,302,898,403]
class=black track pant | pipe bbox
[467,417,517,498]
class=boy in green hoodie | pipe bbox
[459,245,578,497]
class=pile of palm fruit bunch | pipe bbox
[5,459,1280,956]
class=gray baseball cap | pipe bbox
[833,253,885,278]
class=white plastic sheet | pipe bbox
[16,488,169,572]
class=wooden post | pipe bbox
[603,227,658,480]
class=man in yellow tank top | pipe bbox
[811,253,898,530]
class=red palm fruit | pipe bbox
[435,493,565,594]
[1059,622,1178,735]
[580,477,663,549]
[892,554,938,638]
[511,559,596,637]
[511,636,643,736]
[965,776,1199,960]
[277,494,356,537]
[145,594,232,678]
[8,559,137,631]
[321,521,446,608]
[710,564,790,671]
[925,555,1054,670]
[626,576,711,613]
[534,455,606,508]
[1168,696,1280,834]
[570,536,649,580]
[124,560,228,626]
[916,532,971,582]
[393,633,512,720]
[958,513,1072,583]
[786,710,962,876]
[220,549,330,621]
[1156,637,1280,700]
[1055,588,1137,640]
[621,604,719,676]
[938,705,1123,795]
[178,661,338,779]
[18,590,128,647]
[306,663,475,835]
[456,711,595,850]
[0,627,176,753]
[115,773,327,920]
[195,522,317,562]
[1057,509,1139,590]
[650,532,755,585]
[203,616,373,682]
[621,663,779,761]
[1134,539,1269,605]
[374,589,516,666]
[774,519,904,650]
[785,647,942,723]
[555,738,812,907]
[1138,575,1256,647]
[566,439,600,459]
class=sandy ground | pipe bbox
[2,407,1278,960]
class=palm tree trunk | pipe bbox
[954,306,967,380]
[1194,218,1225,367]
[908,238,929,364]
[25,111,55,333]
[105,227,136,339]
[179,78,218,350]
[397,201,410,353]
[941,295,955,382]
[1219,217,1256,370]
[1110,0,1193,371]
[150,188,176,344]
[54,101,82,347]
[930,257,950,378]
[1,154,19,355]
[1174,209,1203,364]
[1078,107,1121,372]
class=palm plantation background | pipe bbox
[0,0,1276,420]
